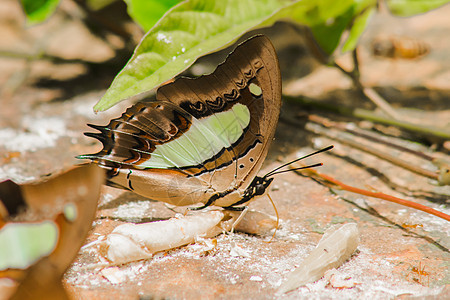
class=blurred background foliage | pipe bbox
[16,0,450,111]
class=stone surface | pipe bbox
[0,1,448,299]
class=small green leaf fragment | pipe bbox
[386,0,450,17]
[124,0,181,31]
[0,221,59,270]
[342,6,375,52]
[19,0,60,25]
[310,7,355,55]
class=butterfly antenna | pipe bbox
[267,163,323,177]
[263,193,279,243]
[264,145,333,178]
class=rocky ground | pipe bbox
[0,1,449,299]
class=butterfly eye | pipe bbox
[255,183,266,195]
[249,83,262,97]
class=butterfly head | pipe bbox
[224,146,334,210]
[221,176,274,210]
[244,176,274,199]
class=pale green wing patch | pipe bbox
[0,221,59,270]
[203,102,250,147]
[138,103,250,169]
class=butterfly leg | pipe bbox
[222,196,252,210]
[191,190,234,210]
[222,205,247,211]
[230,206,248,233]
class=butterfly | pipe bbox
[79,35,330,210]
[0,165,103,299]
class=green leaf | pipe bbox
[95,0,378,111]
[124,0,181,31]
[0,221,58,270]
[309,7,356,55]
[94,0,291,111]
[86,0,117,11]
[342,6,375,52]
[283,0,376,55]
[268,0,357,51]
[19,0,60,25]
[386,0,450,17]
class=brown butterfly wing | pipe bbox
[80,35,281,207]
[156,35,281,198]
[83,101,198,171]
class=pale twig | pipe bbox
[333,49,402,120]
[309,114,434,161]
[283,96,450,140]
[306,115,440,181]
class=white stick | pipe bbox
[100,209,279,265]
[106,210,225,264]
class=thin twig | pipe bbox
[352,48,360,77]
[284,95,450,140]
[306,115,440,181]
[362,87,403,120]
[308,114,434,161]
[305,121,439,180]
[333,56,402,120]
